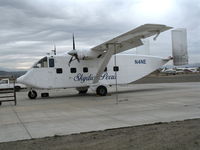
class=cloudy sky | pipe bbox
[0,0,200,70]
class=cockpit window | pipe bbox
[49,58,54,67]
[33,57,48,68]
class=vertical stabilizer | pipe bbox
[172,29,188,66]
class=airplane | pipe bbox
[17,24,188,99]
[161,67,199,75]
[175,67,199,73]
[161,68,177,75]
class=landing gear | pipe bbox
[41,93,49,97]
[76,87,88,94]
[28,90,37,99]
[96,85,107,96]
[14,86,21,92]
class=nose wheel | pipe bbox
[28,90,37,99]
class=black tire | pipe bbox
[78,89,88,94]
[76,87,88,94]
[96,85,107,96]
[41,93,49,97]
[28,90,37,99]
[14,86,21,92]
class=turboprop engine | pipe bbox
[68,49,102,60]
[67,34,103,66]
[67,49,102,66]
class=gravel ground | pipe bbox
[0,73,200,150]
[134,73,200,84]
[0,119,200,150]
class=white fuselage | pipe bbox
[17,53,169,89]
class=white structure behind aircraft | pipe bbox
[17,24,188,99]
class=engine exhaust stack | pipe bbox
[172,29,188,66]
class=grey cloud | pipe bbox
[0,0,200,69]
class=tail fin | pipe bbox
[172,29,188,66]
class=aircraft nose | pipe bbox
[17,75,26,84]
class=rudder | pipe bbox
[172,29,188,66]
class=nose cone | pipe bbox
[17,69,39,88]
[68,49,77,56]
[17,75,26,84]
[17,74,33,87]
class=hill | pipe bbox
[0,70,26,78]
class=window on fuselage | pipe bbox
[113,66,119,72]
[83,67,88,73]
[70,68,76,73]
[56,68,63,74]
[104,67,107,72]
[33,57,48,68]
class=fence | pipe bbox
[0,77,17,106]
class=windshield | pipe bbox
[33,57,48,68]
[0,80,8,84]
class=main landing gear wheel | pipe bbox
[78,89,88,94]
[96,85,107,96]
[28,90,37,99]
[41,93,49,97]
[76,87,88,94]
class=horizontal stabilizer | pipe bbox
[172,29,188,66]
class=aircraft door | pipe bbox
[48,58,56,88]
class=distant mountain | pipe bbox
[0,66,27,72]
[0,70,26,78]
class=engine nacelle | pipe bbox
[76,49,102,60]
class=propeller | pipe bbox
[68,34,80,66]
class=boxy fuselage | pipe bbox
[17,53,169,89]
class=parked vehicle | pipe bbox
[0,78,26,91]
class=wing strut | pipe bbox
[93,43,121,84]
[153,31,160,41]
[93,48,113,84]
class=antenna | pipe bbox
[53,43,56,55]
[52,41,56,55]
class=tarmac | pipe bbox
[0,82,200,143]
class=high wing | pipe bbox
[92,24,172,84]
[92,24,172,53]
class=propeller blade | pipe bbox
[68,33,80,65]
[73,33,75,50]
[68,56,74,66]
[75,54,80,63]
